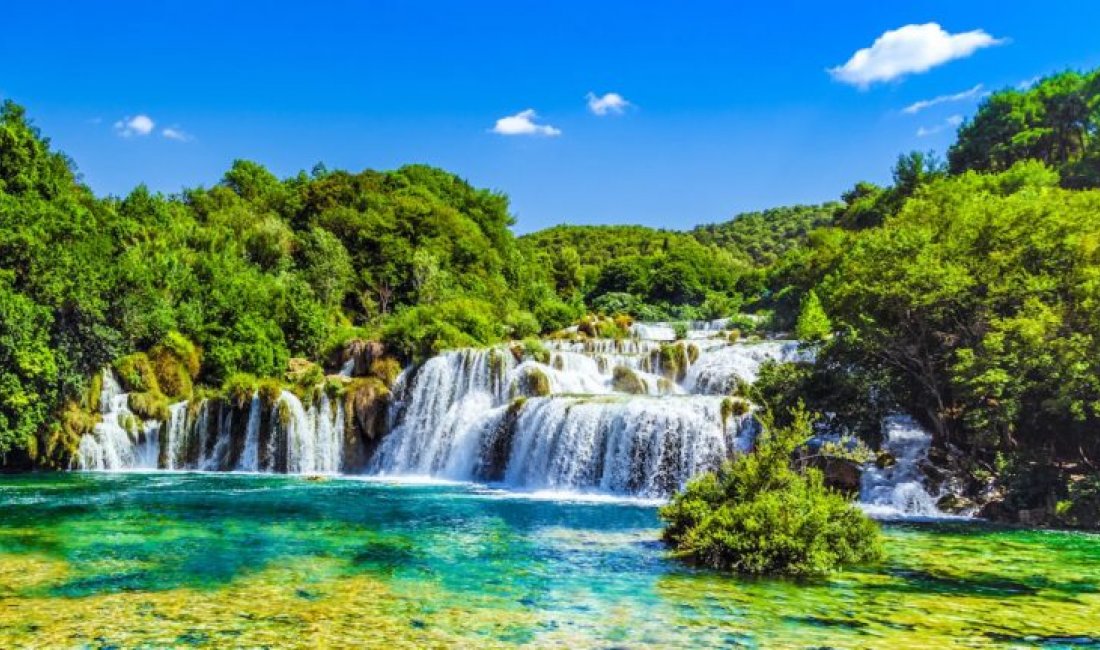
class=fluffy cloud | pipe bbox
[586,92,630,116]
[491,109,561,136]
[916,114,964,137]
[161,126,192,142]
[114,114,155,137]
[903,84,985,114]
[829,23,1006,88]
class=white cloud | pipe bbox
[586,91,631,116]
[491,109,561,136]
[829,23,1006,88]
[916,114,964,137]
[162,126,192,142]
[903,84,986,114]
[113,114,155,137]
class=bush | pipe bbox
[368,357,402,388]
[534,299,579,333]
[382,298,501,362]
[128,391,170,422]
[504,310,540,340]
[660,407,884,576]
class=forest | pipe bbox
[2,68,1099,524]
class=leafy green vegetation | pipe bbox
[660,407,884,575]
[950,70,1100,188]
[1,63,1100,528]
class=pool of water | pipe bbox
[0,472,1097,648]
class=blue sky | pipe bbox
[2,1,1098,233]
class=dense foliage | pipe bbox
[950,70,1100,188]
[660,407,884,575]
[2,66,1100,528]
[0,100,559,464]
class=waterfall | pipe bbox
[75,369,161,471]
[860,415,942,517]
[70,317,954,508]
[371,331,773,496]
[684,340,809,394]
[283,391,343,474]
[236,393,263,471]
[503,396,751,497]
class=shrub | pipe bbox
[504,310,541,340]
[660,406,884,576]
[382,298,501,362]
[534,299,579,333]
[520,338,550,364]
[369,357,402,388]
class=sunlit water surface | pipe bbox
[0,473,1097,648]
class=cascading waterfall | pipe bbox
[77,374,346,474]
[72,318,947,509]
[371,323,794,495]
[860,415,943,517]
[75,369,162,471]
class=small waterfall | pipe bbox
[236,393,263,471]
[504,396,749,497]
[282,391,343,474]
[75,369,160,471]
[684,340,808,394]
[860,415,942,517]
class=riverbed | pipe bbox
[1,473,1097,648]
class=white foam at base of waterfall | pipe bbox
[859,415,944,518]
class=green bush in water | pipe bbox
[612,366,647,395]
[660,406,884,576]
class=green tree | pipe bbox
[794,290,831,341]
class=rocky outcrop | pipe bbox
[342,378,391,469]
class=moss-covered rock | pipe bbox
[475,397,526,482]
[515,367,551,397]
[521,338,550,364]
[657,343,690,382]
[128,391,170,422]
[114,353,160,394]
[369,357,402,388]
[343,378,391,469]
[222,373,258,409]
[721,397,751,427]
[612,366,647,395]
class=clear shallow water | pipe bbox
[0,473,1097,648]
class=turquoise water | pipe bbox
[1,473,1098,648]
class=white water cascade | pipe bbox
[372,322,793,496]
[76,374,346,474]
[75,369,164,471]
[72,318,948,507]
[860,415,943,517]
